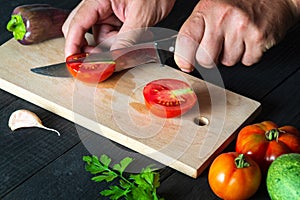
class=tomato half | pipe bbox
[66,53,116,83]
[143,79,197,118]
[235,121,300,173]
[208,152,261,200]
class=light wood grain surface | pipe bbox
[0,36,260,178]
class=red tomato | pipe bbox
[235,121,300,173]
[208,152,261,200]
[66,53,116,83]
[143,79,197,118]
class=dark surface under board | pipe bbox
[1,0,299,199]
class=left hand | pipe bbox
[62,0,175,58]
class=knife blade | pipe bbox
[31,35,177,78]
[31,62,71,77]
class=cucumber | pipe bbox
[266,153,300,200]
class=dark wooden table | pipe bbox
[1,1,299,199]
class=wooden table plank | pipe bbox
[2,132,102,200]
[0,99,85,197]
[256,68,300,127]
[0,90,19,110]
[1,128,174,200]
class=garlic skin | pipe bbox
[8,109,60,136]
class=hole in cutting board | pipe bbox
[194,116,209,126]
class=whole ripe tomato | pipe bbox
[143,79,197,118]
[66,53,116,83]
[208,152,261,200]
[235,121,300,173]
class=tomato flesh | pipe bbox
[143,79,197,118]
[66,53,116,83]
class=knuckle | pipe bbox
[195,46,218,68]
[250,28,265,44]
[181,17,203,37]
[235,15,250,32]
[196,55,216,68]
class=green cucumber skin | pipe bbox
[11,4,69,45]
[266,153,300,200]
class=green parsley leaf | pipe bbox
[100,154,112,167]
[119,179,131,190]
[82,155,92,163]
[91,171,118,182]
[84,155,107,174]
[130,174,149,189]
[113,157,133,175]
[83,154,163,200]
[101,185,128,200]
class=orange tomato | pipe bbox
[208,152,261,200]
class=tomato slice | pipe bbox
[66,53,116,83]
[143,79,197,118]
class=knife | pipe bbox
[30,35,177,78]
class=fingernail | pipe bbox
[174,56,193,73]
[181,68,193,73]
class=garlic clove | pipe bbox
[8,109,60,136]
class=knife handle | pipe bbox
[154,35,177,66]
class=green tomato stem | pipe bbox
[265,129,281,142]
[6,14,26,40]
[235,154,250,169]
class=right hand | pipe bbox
[174,0,300,71]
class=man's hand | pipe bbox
[175,0,300,71]
[62,0,175,58]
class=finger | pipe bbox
[241,27,266,66]
[175,11,205,72]
[93,24,120,47]
[195,27,223,68]
[100,14,123,27]
[62,3,80,37]
[110,1,158,50]
[220,30,245,67]
[93,15,122,46]
[110,28,148,50]
[110,18,150,50]
[64,0,112,58]
[64,3,97,57]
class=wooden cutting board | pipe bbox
[0,36,261,178]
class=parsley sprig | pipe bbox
[83,155,164,200]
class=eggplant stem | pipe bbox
[6,14,26,40]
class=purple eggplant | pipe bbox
[6,4,69,45]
